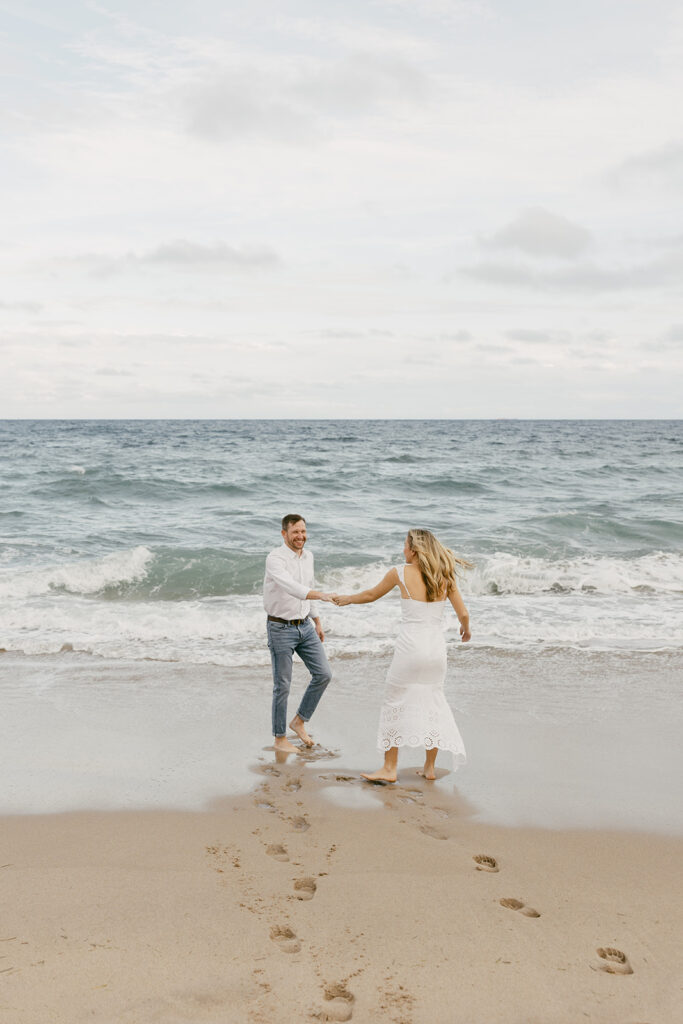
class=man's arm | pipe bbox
[265,552,335,603]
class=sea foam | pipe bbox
[0,546,154,599]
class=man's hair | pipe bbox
[281,513,306,531]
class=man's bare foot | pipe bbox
[289,716,314,748]
[274,736,299,754]
[360,768,397,784]
[416,766,436,781]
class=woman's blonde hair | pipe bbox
[407,529,472,602]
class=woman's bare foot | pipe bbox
[360,768,397,784]
[418,748,438,781]
[274,736,299,754]
[289,716,314,747]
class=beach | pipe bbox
[2,648,683,1023]
[1,419,682,1021]
[3,762,682,1024]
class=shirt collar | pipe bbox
[280,543,308,559]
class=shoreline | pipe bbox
[2,766,681,1023]
[2,650,682,836]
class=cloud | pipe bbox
[0,300,44,313]
[607,141,683,192]
[483,207,592,260]
[185,50,428,143]
[476,343,511,353]
[664,324,683,343]
[435,330,472,342]
[186,72,319,144]
[372,0,492,26]
[582,329,613,343]
[291,52,429,115]
[460,247,683,292]
[46,240,282,277]
[505,329,571,345]
[310,327,396,340]
[140,240,281,269]
[641,324,683,352]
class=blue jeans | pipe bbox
[267,618,332,737]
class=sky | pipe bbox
[1,0,682,418]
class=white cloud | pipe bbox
[291,51,429,113]
[460,248,683,292]
[641,324,683,351]
[185,50,429,144]
[607,141,683,192]
[505,329,571,345]
[185,72,320,144]
[141,240,281,269]
[372,0,492,25]
[664,324,683,343]
[483,208,592,260]
[37,241,282,278]
[0,300,44,312]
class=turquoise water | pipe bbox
[1,419,681,665]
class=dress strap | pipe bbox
[396,564,413,599]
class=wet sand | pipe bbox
[2,650,682,835]
[2,757,681,1024]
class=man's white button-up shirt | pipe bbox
[263,544,319,620]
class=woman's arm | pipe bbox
[334,569,398,606]
[448,582,471,642]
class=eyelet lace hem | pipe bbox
[378,701,466,761]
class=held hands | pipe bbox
[316,592,353,606]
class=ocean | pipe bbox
[2,419,681,665]
[1,419,682,826]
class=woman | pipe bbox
[335,529,471,783]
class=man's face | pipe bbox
[282,519,307,553]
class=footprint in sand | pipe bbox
[419,824,448,840]
[284,777,302,792]
[255,799,277,813]
[298,747,340,763]
[473,854,499,873]
[269,925,301,954]
[319,982,355,1022]
[290,815,310,832]
[592,947,633,975]
[293,877,317,900]
[395,787,422,804]
[266,843,289,862]
[499,897,541,918]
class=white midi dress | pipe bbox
[377,565,467,768]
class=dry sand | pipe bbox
[2,758,681,1024]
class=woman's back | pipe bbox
[398,563,446,603]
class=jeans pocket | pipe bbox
[267,622,289,649]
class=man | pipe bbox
[263,514,335,753]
